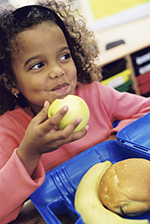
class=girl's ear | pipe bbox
[0,74,20,96]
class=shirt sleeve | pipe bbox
[0,114,45,223]
[97,83,150,134]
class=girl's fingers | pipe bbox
[46,117,88,143]
[31,101,50,125]
[31,101,89,151]
[70,125,89,141]
[45,124,89,150]
[31,101,68,128]
[40,105,69,131]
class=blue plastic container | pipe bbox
[117,112,150,152]
[30,112,150,223]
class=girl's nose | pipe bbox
[49,66,65,79]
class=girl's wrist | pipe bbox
[17,146,41,176]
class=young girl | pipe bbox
[1,1,150,223]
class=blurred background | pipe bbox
[1,0,150,52]
[1,0,150,96]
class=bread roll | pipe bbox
[99,158,150,216]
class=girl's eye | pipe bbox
[29,62,45,70]
[60,53,71,61]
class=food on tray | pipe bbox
[99,158,150,217]
[74,161,149,224]
[48,94,90,132]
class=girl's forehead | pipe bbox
[11,22,68,58]
[12,22,65,49]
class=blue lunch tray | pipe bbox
[30,112,150,223]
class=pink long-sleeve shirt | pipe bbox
[1,81,150,223]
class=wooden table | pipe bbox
[9,199,74,224]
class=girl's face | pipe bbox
[11,21,77,114]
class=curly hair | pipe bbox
[0,0,102,115]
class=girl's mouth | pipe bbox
[51,83,70,94]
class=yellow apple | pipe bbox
[48,95,90,132]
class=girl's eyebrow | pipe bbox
[24,55,42,66]
[24,47,70,66]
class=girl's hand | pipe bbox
[17,101,88,175]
